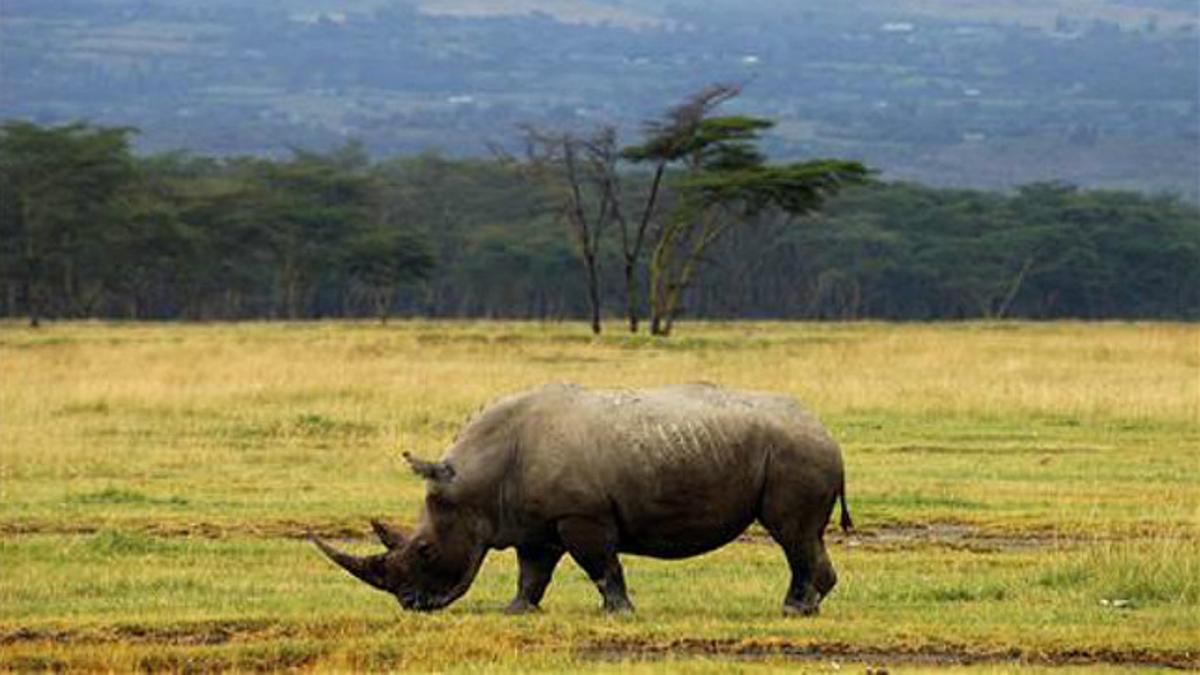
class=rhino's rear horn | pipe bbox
[310,535,391,591]
[370,519,408,550]
[404,452,455,482]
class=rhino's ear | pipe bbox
[403,452,455,483]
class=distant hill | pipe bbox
[2,0,1197,199]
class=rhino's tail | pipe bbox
[838,482,854,533]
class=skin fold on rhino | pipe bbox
[312,383,853,616]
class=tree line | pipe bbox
[2,114,1197,330]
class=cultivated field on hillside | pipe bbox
[1,321,1196,671]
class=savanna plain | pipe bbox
[1,321,1196,673]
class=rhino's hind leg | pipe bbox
[505,544,564,615]
[759,492,838,616]
[557,517,634,614]
[777,538,825,616]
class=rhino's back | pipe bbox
[519,383,829,463]
[507,384,837,557]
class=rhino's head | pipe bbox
[311,454,487,612]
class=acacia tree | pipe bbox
[624,85,871,335]
[512,91,739,334]
[513,85,869,335]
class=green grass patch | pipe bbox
[1,535,1197,670]
[67,488,189,507]
[1,320,1196,671]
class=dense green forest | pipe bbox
[2,120,1197,329]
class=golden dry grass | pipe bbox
[1,320,1197,671]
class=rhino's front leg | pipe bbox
[557,517,634,613]
[505,544,564,615]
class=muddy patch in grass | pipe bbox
[4,624,1196,671]
[1,621,275,647]
[2,516,1180,554]
[2,520,1171,550]
[736,523,1102,552]
[578,637,1200,670]
[0,623,329,672]
[835,523,1197,552]
[836,524,1070,551]
[0,519,366,540]
[0,619,351,648]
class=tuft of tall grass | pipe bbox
[1085,537,1199,606]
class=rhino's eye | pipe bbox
[415,539,436,561]
[426,490,456,509]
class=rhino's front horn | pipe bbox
[310,535,391,591]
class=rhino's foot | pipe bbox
[782,601,820,617]
[504,598,541,615]
[602,598,635,615]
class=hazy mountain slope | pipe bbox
[2,0,1196,197]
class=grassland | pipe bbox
[1,320,1196,672]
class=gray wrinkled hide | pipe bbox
[317,382,851,615]
[449,383,845,557]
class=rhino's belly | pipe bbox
[616,511,756,559]
[608,465,763,559]
[609,468,758,557]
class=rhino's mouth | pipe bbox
[396,545,488,613]
[398,590,448,612]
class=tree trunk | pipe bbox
[27,259,41,328]
[25,260,42,328]
[995,256,1035,319]
[4,281,16,317]
[22,198,41,328]
[284,274,302,320]
[375,287,395,325]
[620,162,664,334]
[28,292,40,328]
[647,207,724,337]
[624,261,639,333]
[647,226,677,336]
[585,253,601,335]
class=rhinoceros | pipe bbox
[312,383,852,615]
